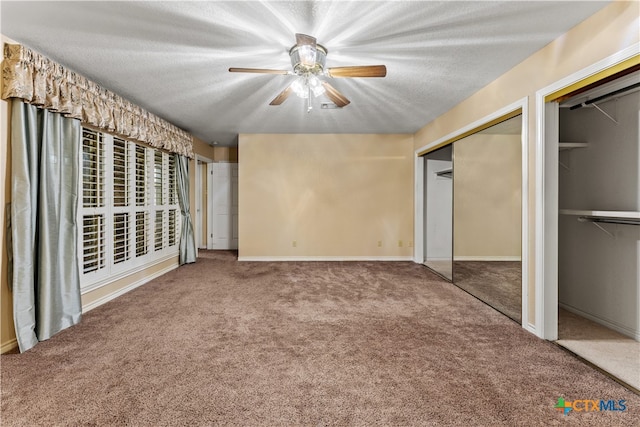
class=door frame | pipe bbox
[207,161,239,250]
[534,43,639,340]
[414,97,531,332]
[195,154,213,253]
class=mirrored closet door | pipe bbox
[452,116,523,323]
[421,115,523,323]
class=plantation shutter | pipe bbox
[81,129,106,274]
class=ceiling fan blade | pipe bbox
[327,65,387,78]
[229,67,289,75]
[269,84,294,106]
[295,33,317,50]
[321,82,350,108]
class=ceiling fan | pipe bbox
[229,33,387,112]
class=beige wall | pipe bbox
[453,134,521,259]
[1,93,14,352]
[1,35,16,351]
[414,1,639,325]
[214,146,238,162]
[239,134,414,258]
[80,257,178,308]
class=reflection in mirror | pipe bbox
[452,115,522,322]
[423,145,453,281]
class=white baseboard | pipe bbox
[524,322,537,335]
[1,338,18,354]
[453,256,522,262]
[559,303,640,341]
[238,256,414,262]
[82,263,179,313]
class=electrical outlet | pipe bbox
[292,241,297,248]
[377,240,382,247]
[398,240,403,247]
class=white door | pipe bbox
[209,163,238,250]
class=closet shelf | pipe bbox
[560,210,640,227]
[559,209,640,219]
[559,142,588,151]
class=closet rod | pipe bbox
[569,82,640,110]
[435,168,453,178]
[578,216,640,226]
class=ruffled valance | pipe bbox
[2,43,193,158]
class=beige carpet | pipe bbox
[558,308,640,391]
[1,251,638,426]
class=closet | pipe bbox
[556,71,640,389]
[558,73,640,337]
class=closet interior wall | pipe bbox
[558,89,640,340]
[423,145,453,281]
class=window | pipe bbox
[79,127,180,289]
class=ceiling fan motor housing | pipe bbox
[289,44,327,75]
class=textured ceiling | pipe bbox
[1,1,609,146]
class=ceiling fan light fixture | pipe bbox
[289,44,327,74]
[298,45,316,67]
[291,78,308,98]
[308,74,325,97]
[291,74,326,99]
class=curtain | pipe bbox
[2,43,193,158]
[11,101,82,352]
[176,154,196,265]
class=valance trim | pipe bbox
[2,43,194,158]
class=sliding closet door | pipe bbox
[423,145,453,281]
[451,115,523,323]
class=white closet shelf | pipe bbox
[559,142,588,151]
[560,209,640,219]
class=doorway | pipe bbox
[195,156,213,251]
